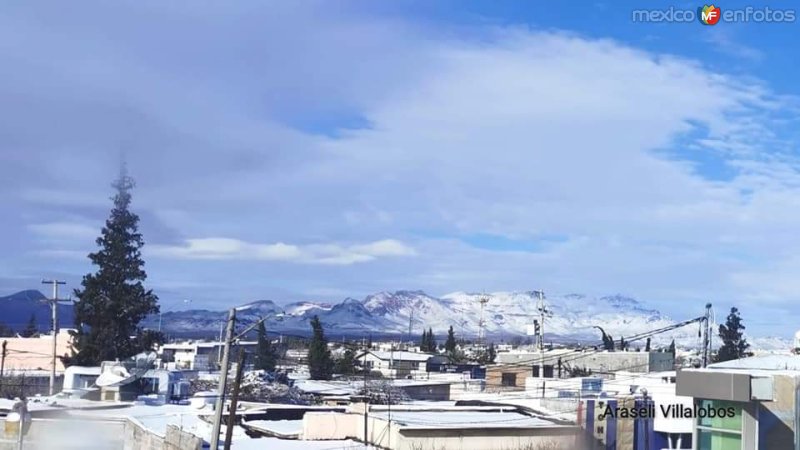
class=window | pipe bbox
[501,372,517,387]
[696,400,743,450]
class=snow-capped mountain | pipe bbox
[150,290,719,347]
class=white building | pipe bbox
[159,341,258,370]
[357,351,435,378]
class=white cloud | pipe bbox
[148,238,415,265]
[2,4,800,334]
[28,222,98,240]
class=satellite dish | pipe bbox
[95,366,133,387]
[96,352,158,387]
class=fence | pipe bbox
[0,374,62,399]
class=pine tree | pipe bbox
[602,333,615,351]
[22,313,38,338]
[334,348,356,375]
[445,326,457,353]
[717,307,749,362]
[427,328,435,352]
[65,166,159,366]
[254,321,277,372]
[487,342,496,363]
[477,343,496,364]
[420,329,428,351]
[668,339,676,355]
[645,337,651,352]
[619,336,626,351]
[308,315,333,380]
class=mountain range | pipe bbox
[1,289,786,350]
[149,290,715,347]
[0,290,74,333]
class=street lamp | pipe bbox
[209,305,284,449]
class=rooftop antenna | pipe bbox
[702,303,713,368]
[533,290,551,385]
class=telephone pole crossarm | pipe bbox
[41,279,68,396]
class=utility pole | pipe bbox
[211,308,281,449]
[1,340,6,395]
[41,279,67,396]
[702,303,713,368]
[210,308,236,450]
[407,309,414,348]
[478,295,489,347]
[534,290,550,383]
[223,349,246,450]
[363,347,369,447]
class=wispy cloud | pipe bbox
[28,222,98,240]
[0,3,799,334]
[148,238,416,265]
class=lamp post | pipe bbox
[209,306,284,449]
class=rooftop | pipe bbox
[371,408,562,430]
[361,351,435,362]
[707,354,800,371]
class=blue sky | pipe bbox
[1,1,799,336]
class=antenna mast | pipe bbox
[702,303,713,368]
[478,295,489,347]
[533,290,551,385]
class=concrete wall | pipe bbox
[11,417,124,449]
[303,408,581,450]
[486,365,531,391]
[396,426,578,450]
[0,331,73,372]
[123,419,203,450]
[500,351,673,374]
[756,374,797,450]
[399,383,450,401]
[123,418,164,450]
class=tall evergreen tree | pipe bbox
[22,313,38,338]
[668,339,676,355]
[308,315,333,380]
[445,326,457,353]
[65,166,159,366]
[602,333,615,351]
[334,348,357,375]
[419,328,436,352]
[717,307,749,362]
[645,337,651,352]
[477,343,496,364]
[254,321,277,371]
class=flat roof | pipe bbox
[707,354,800,371]
[372,410,561,429]
[361,351,434,362]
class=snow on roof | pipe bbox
[293,380,357,395]
[243,419,303,438]
[68,403,211,437]
[371,410,559,429]
[362,351,434,362]
[708,354,800,372]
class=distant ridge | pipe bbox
[0,290,74,332]
[143,290,709,347]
